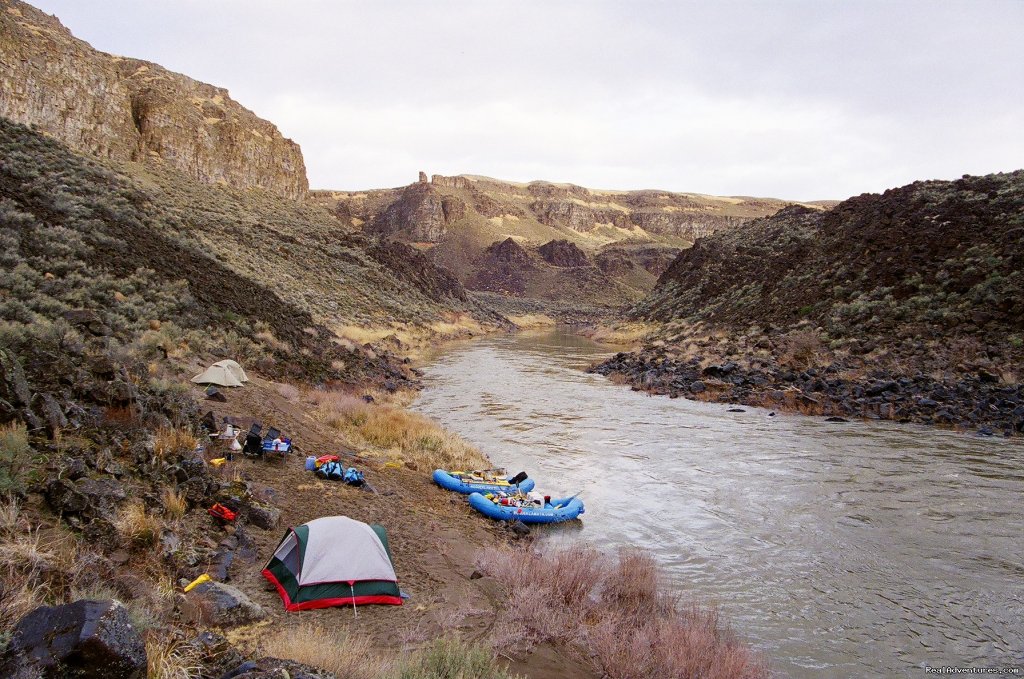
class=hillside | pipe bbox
[313,173,822,313]
[0,0,306,198]
[595,171,1024,434]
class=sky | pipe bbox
[27,0,1024,200]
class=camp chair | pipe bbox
[264,426,281,444]
[243,422,264,457]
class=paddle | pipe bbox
[553,491,582,510]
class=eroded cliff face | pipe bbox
[0,0,307,199]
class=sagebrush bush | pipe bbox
[478,545,768,679]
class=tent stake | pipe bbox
[350,582,357,618]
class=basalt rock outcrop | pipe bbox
[598,170,1024,435]
[465,238,534,295]
[318,173,817,311]
[1,599,147,679]
[539,239,590,267]
[367,182,466,242]
[0,0,307,198]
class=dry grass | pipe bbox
[393,636,518,679]
[147,634,203,679]
[478,545,768,679]
[260,622,390,679]
[585,321,659,347]
[161,488,187,520]
[0,525,81,633]
[0,421,32,492]
[276,382,301,401]
[115,501,162,548]
[0,579,48,634]
[507,314,556,329]
[334,324,400,347]
[153,427,198,459]
[311,391,488,470]
[0,495,25,536]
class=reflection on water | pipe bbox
[413,330,1024,678]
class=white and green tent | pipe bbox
[262,516,402,611]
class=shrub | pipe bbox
[477,545,768,679]
[0,422,39,494]
[393,636,518,679]
[779,330,822,369]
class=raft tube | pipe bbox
[467,492,584,524]
[432,469,535,495]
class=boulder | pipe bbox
[62,310,110,336]
[191,631,246,679]
[46,477,127,520]
[221,657,335,679]
[689,380,706,394]
[186,581,266,627]
[0,599,146,679]
[246,504,281,530]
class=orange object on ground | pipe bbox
[208,503,237,522]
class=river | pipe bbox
[412,330,1023,678]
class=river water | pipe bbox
[412,330,1023,678]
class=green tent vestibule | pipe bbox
[262,516,402,611]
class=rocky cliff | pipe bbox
[0,0,307,199]
[320,173,818,248]
[595,171,1024,435]
[312,172,821,313]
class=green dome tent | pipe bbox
[262,516,402,611]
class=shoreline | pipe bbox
[591,344,1024,437]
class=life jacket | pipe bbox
[208,503,237,522]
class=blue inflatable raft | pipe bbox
[432,469,535,495]
[468,492,584,524]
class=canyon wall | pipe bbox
[0,0,307,198]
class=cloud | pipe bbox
[27,0,1024,199]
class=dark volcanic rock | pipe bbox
[246,503,281,530]
[538,239,590,267]
[366,239,467,303]
[1,599,146,679]
[185,581,266,627]
[367,182,464,242]
[46,477,127,521]
[221,657,335,679]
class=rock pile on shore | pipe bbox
[593,346,1024,436]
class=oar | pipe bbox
[553,491,582,509]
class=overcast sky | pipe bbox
[28,0,1024,200]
